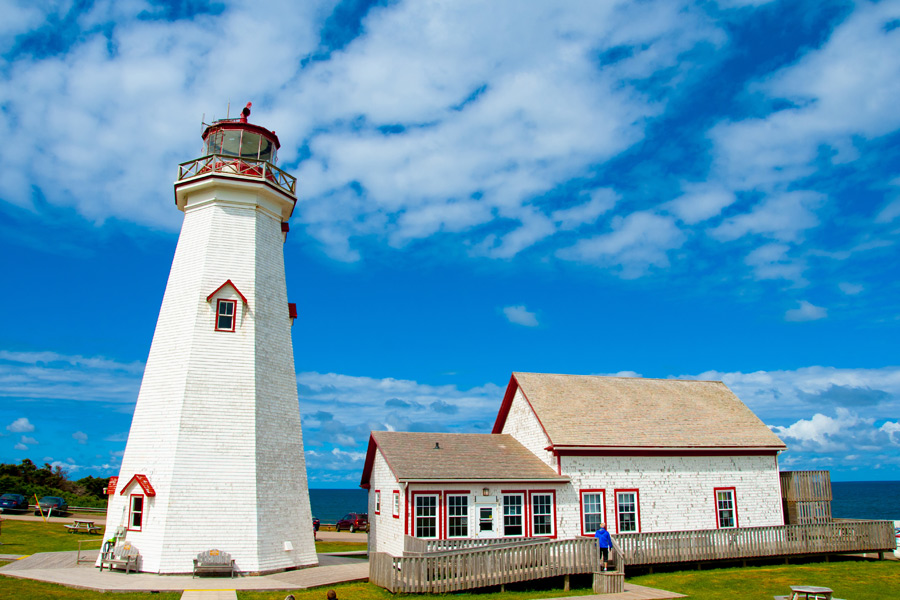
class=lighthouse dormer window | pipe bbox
[216,299,237,332]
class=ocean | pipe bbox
[309,481,900,524]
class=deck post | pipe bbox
[564,574,570,591]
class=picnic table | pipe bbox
[65,520,101,534]
[775,585,840,600]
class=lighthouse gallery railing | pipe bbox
[177,154,297,197]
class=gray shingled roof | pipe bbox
[512,372,786,449]
[372,431,568,482]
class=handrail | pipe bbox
[614,519,895,565]
[176,154,297,197]
[374,520,895,593]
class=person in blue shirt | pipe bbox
[594,523,613,571]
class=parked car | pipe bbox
[335,512,368,533]
[34,495,68,515]
[0,493,29,512]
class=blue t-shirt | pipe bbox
[594,528,612,548]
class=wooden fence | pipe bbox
[371,537,605,593]
[615,520,894,566]
[371,520,893,593]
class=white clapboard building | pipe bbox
[100,105,317,574]
[362,372,787,555]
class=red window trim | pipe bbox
[374,489,381,515]
[392,490,400,520]
[410,490,442,539]
[444,490,471,539]
[528,489,557,539]
[127,493,144,532]
[215,298,237,332]
[501,490,527,537]
[714,486,739,529]
[579,488,607,537]
[614,488,641,534]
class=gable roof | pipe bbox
[493,372,786,451]
[360,431,568,488]
[206,279,247,304]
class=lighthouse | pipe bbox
[100,104,318,574]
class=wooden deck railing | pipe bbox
[371,520,894,593]
[373,537,603,593]
[615,520,894,565]
[176,154,297,197]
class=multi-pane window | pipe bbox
[616,491,638,533]
[415,495,438,538]
[129,495,144,531]
[581,491,605,535]
[531,493,554,536]
[392,491,400,517]
[503,494,523,536]
[216,299,236,331]
[716,488,737,528]
[374,491,381,515]
[447,495,469,538]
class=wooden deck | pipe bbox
[371,520,895,593]
[616,520,894,565]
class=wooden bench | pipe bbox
[193,549,235,578]
[99,542,140,574]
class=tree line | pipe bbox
[0,459,109,509]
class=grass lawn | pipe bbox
[0,576,181,600]
[630,558,900,600]
[315,540,367,553]
[0,519,103,555]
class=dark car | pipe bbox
[35,495,68,515]
[335,512,368,533]
[0,493,29,512]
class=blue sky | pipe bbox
[1,0,899,487]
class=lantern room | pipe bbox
[201,102,281,164]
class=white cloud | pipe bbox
[665,183,736,225]
[556,211,685,278]
[73,431,88,444]
[744,243,806,283]
[0,350,143,403]
[552,189,619,231]
[7,417,34,433]
[838,282,864,295]
[14,442,27,451]
[785,300,827,322]
[0,0,727,269]
[770,409,869,453]
[502,305,539,328]
[709,191,824,243]
[881,421,900,445]
[21,436,38,445]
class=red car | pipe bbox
[335,512,368,533]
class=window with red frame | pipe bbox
[531,492,555,536]
[616,491,639,533]
[216,299,236,331]
[129,495,144,531]
[580,490,605,535]
[715,488,738,528]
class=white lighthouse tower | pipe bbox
[101,104,318,574]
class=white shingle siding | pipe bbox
[368,450,405,557]
[560,454,783,535]
[501,388,555,469]
[102,178,316,574]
